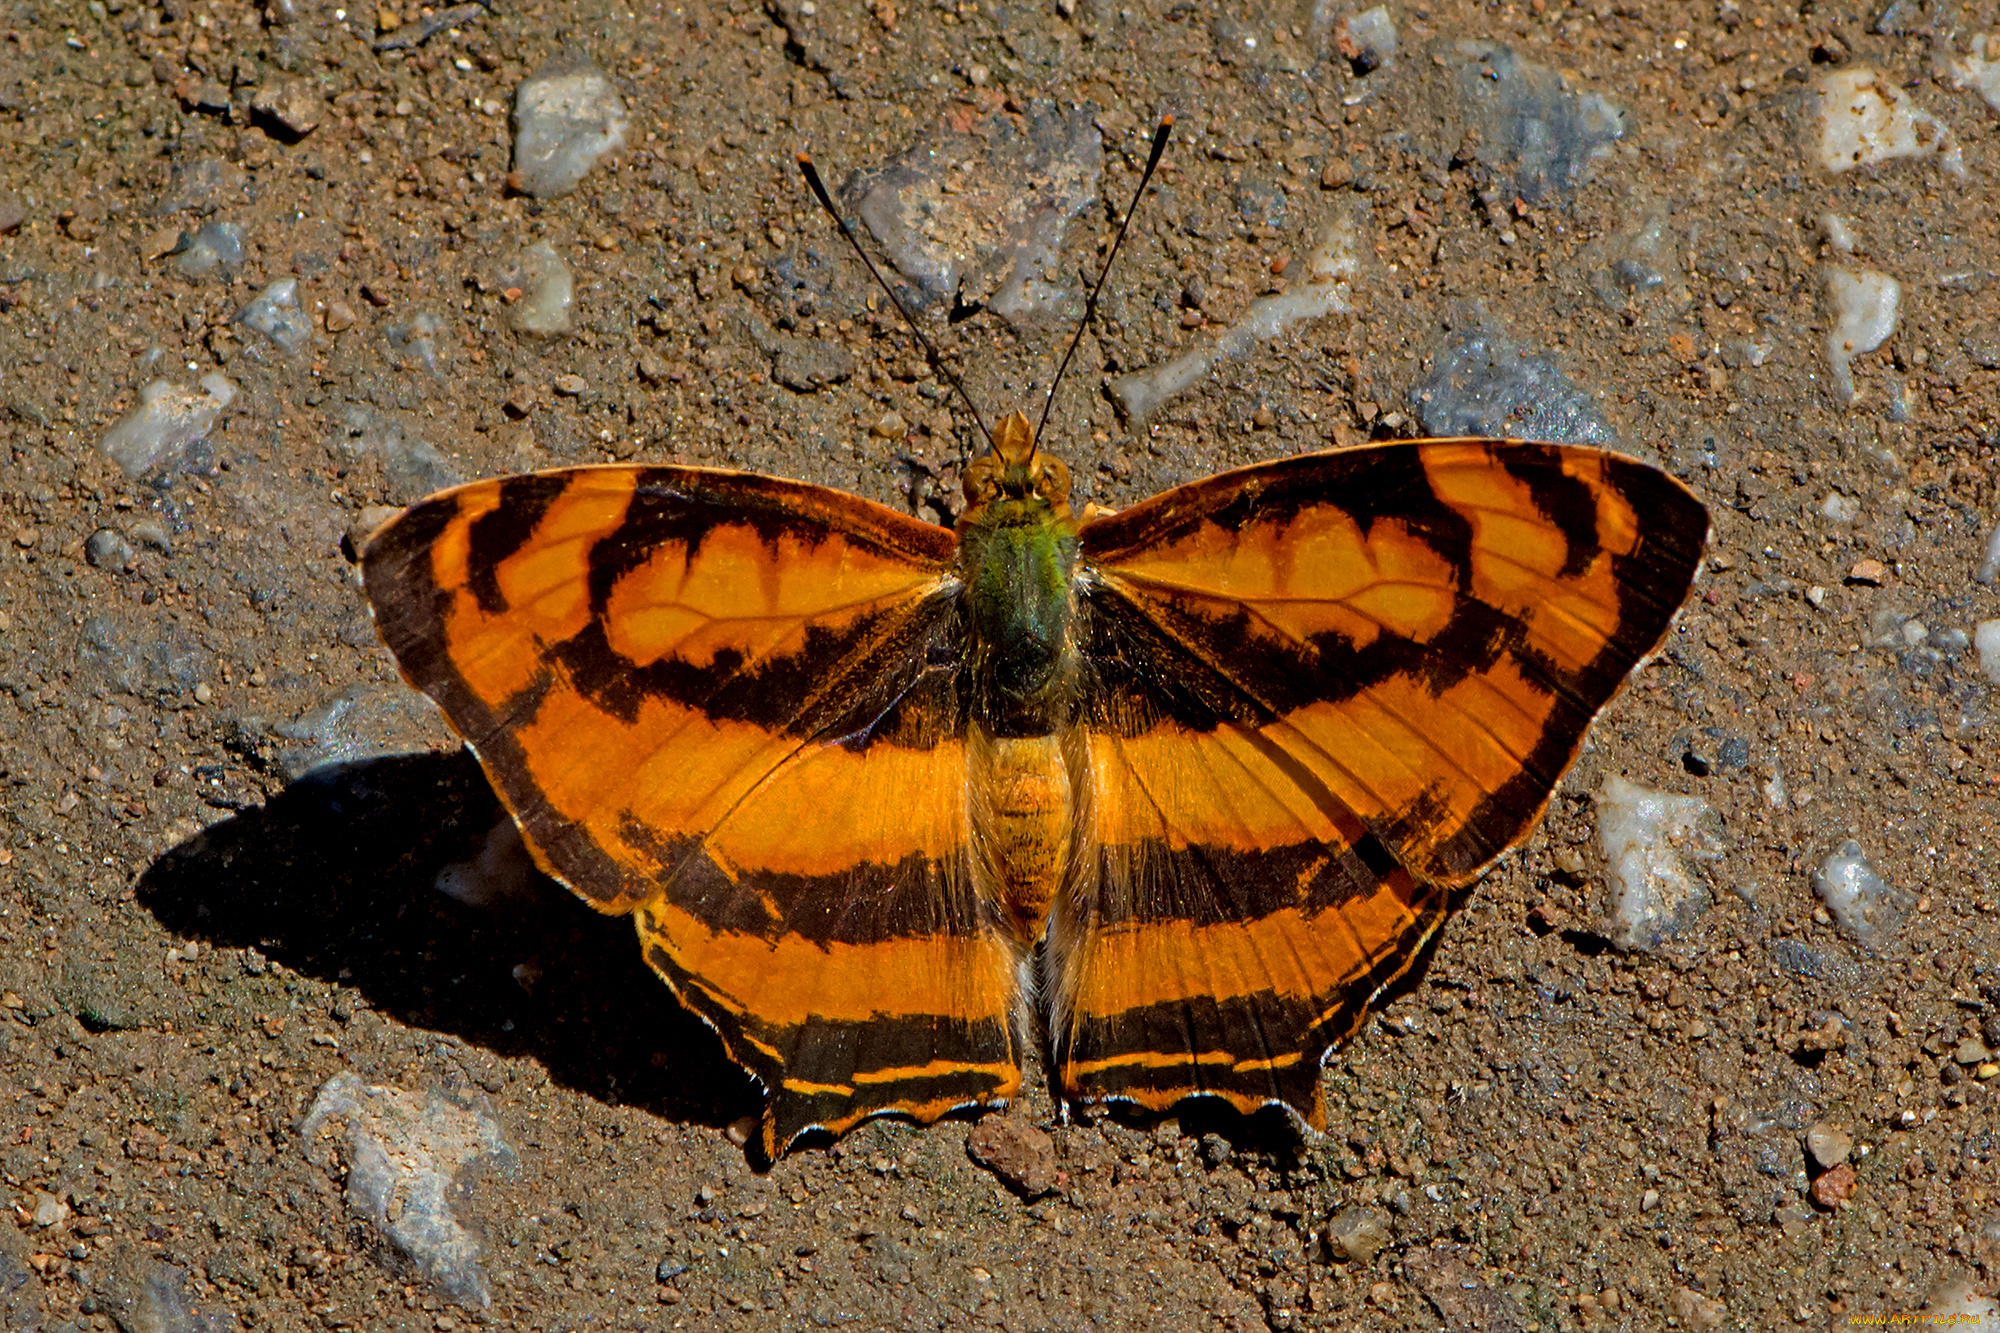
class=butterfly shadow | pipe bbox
[134,749,759,1135]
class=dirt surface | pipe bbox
[2,0,1998,1329]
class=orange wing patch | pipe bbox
[1061,439,1706,1122]
[364,465,1018,1156]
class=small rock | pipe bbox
[139,227,182,261]
[325,300,358,333]
[0,191,23,234]
[1805,1123,1852,1170]
[511,55,629,198]
[11,527,37,549]
[385,312,443,372]
[636,350,670,384]
[1668,1285,1728,1328]
[1445,42,1626,203]
[1336,6,1399,72]
[1320,158,1354,189]
[1972,620,2000,685]
[168,220,244,279]
[302,1072,519,1310]
[1811,840,1906,948]
[99,375,237,478]
[501,241,574,337]
[250,79,323,138]
[966,1114,1059,1198]
[1809,1162,1857,1209]
[552,373,588,397]
[1593,775,1721,951]
[236,277,312,354]
[1811,67,1963,177]
[771,337,856,393]
[85,528,137,571]
[148,158,240,217]
[1846,557,1888,585]
[31,1192,69,1228]
[1953,33,2000,115]
[1824,266,1900,405]
[94,1252,228,1333]
[1414,327,1617,444]
[1322,1206,1392,1263]
[129,518,172,554]
[869,410,908,439]
[1954,1038,1992,1067]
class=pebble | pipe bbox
[0,191,23,234]
[236,277,312,354]
[966,1114,1060,1198]
[129,518,172,554]
[325,299,358,333]
[1336,6,1398,72]
[249,79,323,138]
[30,1192,68,1228]
[1447,41,1625,202]
[95,1253,226,1333]
[1951,34,2000,115]
[99,375,237,478]
[1812,68,1964,177]
[552,373,588,397]
[502,241,574,337]
[386,312,443,372]
[1810,840,1905,948]
[168,220,244,278]
[1809,1162,1857,1209]
[850,101,1101,320]
[1974,525,2000,584]
[511,55,629,198]
[1975,620,2000,685]
[303,1072,518,1310]
[869,410,908,439]
[636,350,671,385]
[275,680,456,780]
[1823,266,1899,405]
[1593,775,1720,952]
[1667,1286,1728,1328]
[1804,1122,1852,1170]
[1846,557,1888,585]
[1412,327,1617,443]
[85,528,136,571]
[1321,1206,1392,1263]
[148,157,239,216]
[1112,214,1358,421]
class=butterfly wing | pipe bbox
[1055,438,1709,1125]
[363,466,1019,1157]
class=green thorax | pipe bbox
[955,412,1081,737]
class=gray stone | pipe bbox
[1413,328,1617,444]
[85,528,137,571]
[511,55,628,198]
[168,220,244,278]
[236,277,311,354]
[302,1073,518,1309]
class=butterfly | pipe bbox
[360,409,1707,1159]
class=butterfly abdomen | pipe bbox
[969,729,1076,944]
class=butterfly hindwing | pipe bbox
[1058,438,1708,1123]
[363,465,1019,1156]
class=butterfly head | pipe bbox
[962,411,1072,523]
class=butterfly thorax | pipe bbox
[957,412,1084,944]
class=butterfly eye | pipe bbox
[1035,457,1071,506]
[961,458,1002,504]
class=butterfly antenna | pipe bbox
[1035,115,1174,442]
[796,152,994,451]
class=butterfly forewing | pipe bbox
[1057,438,1708,1124]
[362,465,1020,1156]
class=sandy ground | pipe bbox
[1,0,1998,1329]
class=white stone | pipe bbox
[1812,67,1963,177]
[1975,620,2000,685]
[1818,212,1857,253]
[99,374,237,477]
[1823,265,1899,405]
[1951,33,2000,116]
[1975,523,2000,583]
[503,241,574,337]
[236,276,311,354]
[1811,840,1904,948]
[303,1072,517,1309]
[1820,492,1860,522]
[511,56,628,198]
[1594,775,1718,952]
[1111,214,1357,422]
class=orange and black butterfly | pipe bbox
[360,126,1708,1160]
